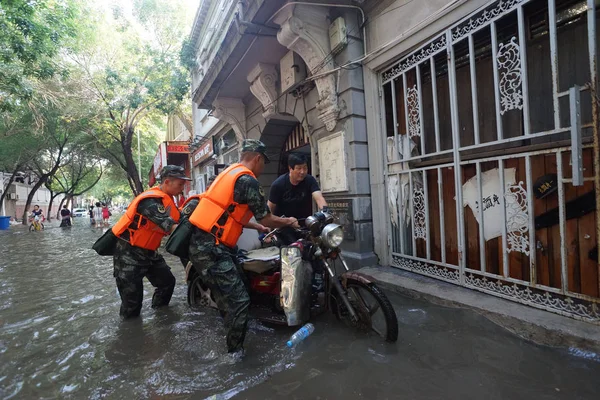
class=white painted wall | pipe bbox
[192,108,220,140]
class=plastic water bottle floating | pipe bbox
[286,323,315,348]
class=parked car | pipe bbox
[72,208,87,217]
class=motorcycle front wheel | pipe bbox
[335,278,398,343]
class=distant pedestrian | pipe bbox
[101,203,111,227]
[93,202,103,227]
[89,206,95,225]
[60,205,72,227]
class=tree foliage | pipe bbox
[70,0,193,195]
[0,0,79,111]
[1,0,197,212]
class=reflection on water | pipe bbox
[0,221,599,400]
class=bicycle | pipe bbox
[29,216,45,232]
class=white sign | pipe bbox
[462,168,526,241]
[318,131,348,193]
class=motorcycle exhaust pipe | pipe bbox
[321,259,359,322]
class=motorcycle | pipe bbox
[185,211,398,342]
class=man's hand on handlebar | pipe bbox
[256,224,270,234]
[286,217,300,229]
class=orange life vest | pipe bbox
[112,187,180,251]
[188,163,255,248]
[180,193,203,217]
[181,193,203,209]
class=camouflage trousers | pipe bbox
[190,250,250,353]
[113,256,176,319]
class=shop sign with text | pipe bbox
[192,140,214,166]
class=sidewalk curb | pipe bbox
[357,266,600,354]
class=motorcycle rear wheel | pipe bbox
[187,274,218,309]
[336,278,398,343]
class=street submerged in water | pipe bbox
[1,222,599,400]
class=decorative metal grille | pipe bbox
[497,37,523,114]
[406,85,421,138]
[452,0,524,41]
[383,0,599,324]
[465,274,600,323]
[505,181,529,255]
[382,35,446,83]
[393,255,461,282]
[413,187,426,239]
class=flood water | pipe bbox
[0,220,599,399]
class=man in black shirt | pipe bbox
[268,154,327,242]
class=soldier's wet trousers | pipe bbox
[114,257,176,319]
[192,252,250,353]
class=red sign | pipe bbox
[166,141,190,154]
[192,140,214,167]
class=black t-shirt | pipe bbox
[268,173,320,220]
[60,209,70,217]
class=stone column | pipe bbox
[274,5,377,269]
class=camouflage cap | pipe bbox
[241,139,270,164]
[158,165,192,181]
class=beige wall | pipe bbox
[365,0,489,70]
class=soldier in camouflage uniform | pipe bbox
[187,139,300,354]
[113,165,190,319]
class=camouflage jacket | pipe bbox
[114,198,181,265]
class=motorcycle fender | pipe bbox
[280,246,312,326]
[185,261,194,282]
[341,271,373,288]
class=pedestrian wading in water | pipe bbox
[102,165,190,319]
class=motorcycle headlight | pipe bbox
[320,223,343,248]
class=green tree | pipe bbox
[89,165,133,206]
[0,0,79,112]
[71,0,193,195]
[46,153,103,220]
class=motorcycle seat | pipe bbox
[240,247,280,274]
[242,260,275,274]
[242,246,280,261]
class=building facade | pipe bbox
[188,0,599,323]
[1,172,65,221]
[148,113,194,202]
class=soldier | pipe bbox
[111,165,190,319]
[187,139,299,355]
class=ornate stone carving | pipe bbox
[274,5,340,131]
[247,63,279,119]
[212,97,246,141]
